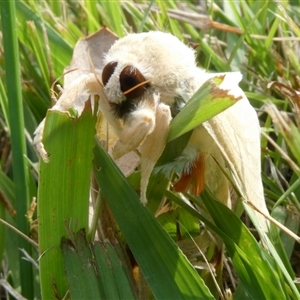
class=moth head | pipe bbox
[101,31,199,119]
[102,61,151,118]
[102,62,149,100]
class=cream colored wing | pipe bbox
[200,75,269,231]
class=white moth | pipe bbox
[34,31,269,231]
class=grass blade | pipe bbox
[201,190,298,300]
[167,75,240,142]
[0,1,33,297]
[93,139,214,299]
[100,240,137,299]
[16,1,73,76]
[61,230,105,299]
[38,104,96,299]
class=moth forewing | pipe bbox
[203,96,269,231]
[187,125,231,207]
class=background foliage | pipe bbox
[0,0,300,299]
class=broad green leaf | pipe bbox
[93,242,125,300]
[38,104,96,299]
[61,230,106,299]
[93,140,214,299]
[61,229,137,299]
[167,76,240,142]
[101,240,137,299]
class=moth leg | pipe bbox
[139,103,172,205]
[112,94,159,160]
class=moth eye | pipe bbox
[102,61,118,86]
[119,66,147,100]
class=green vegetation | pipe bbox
[0,0,299,299]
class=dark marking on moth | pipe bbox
[109,66,151,119]
[119,66,149,100]
[109,97,139,119]
[171,95,186,117]
[102,61,118,86]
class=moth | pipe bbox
[34,30,269,231]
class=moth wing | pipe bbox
[201,73,269,230]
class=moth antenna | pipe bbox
[50,68,79,104]
[123,79,151,96]
[51,67,83,92]
[87,49,103,87]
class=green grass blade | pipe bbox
[62,230,137,299]
[272,205,299,261]
[167,76,240,142]
[176,191,292,300]
[137,0,155,33]
[100,0,126,37]
[93,140,214,299]
[61,230,106,299]
[25,22,51,86]
[16,1,73,76]
[0,1,33,297]
[0,79,9,127]
[38,105,96,299]
[93,241,123,300]
[244,204,300,299]
[201,190,297,300]
[82,0,99,34]
[0,203,5,269]
[0,169,16,211]
[96,241,136,299]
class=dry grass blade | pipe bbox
[261,131,300,175]
[0,279,27,300]
[246,201,300,244]
[0,218,38,248]
[264,102,300,165]
[167,9,243,34]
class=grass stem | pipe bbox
[0,1,33,298]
